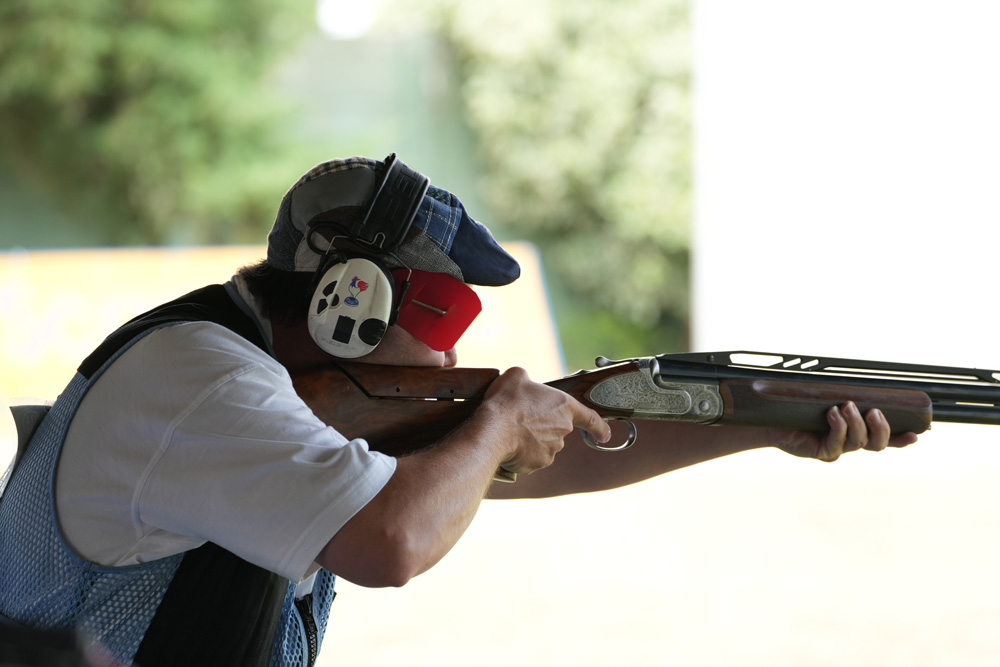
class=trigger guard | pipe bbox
[582,418,637,452]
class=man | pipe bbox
[0,155,916,666]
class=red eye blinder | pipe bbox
[392,269,482,351]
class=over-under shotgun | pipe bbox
[293,351,1000,464]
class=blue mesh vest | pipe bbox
[0,284,336,666]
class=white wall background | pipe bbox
[690,1,1000,665]
[693,0,999,362]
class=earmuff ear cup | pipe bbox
[307,256,396,358]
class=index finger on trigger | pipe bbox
[576,405,611,444]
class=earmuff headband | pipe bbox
[291,153,430,260]
[353,153,430,251]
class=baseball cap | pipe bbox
[266,155,521,287]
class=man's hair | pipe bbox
[236,260,314,324]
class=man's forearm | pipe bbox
[319,409,508,586]
[487,420,773,500]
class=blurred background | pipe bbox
[2,0,999,665]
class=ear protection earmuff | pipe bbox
[301,154,430,358]
[307,253,399,358]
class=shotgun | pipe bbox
[292,351,1000,477]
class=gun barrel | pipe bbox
[930,402,1000,425]
[655,351,1000,428]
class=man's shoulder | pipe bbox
[137,320,283,378]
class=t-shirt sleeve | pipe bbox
[131,326,396,582]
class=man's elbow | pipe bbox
[350,537,424,589]
[318,525,428,589]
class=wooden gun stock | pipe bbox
[292,363,499,457]
[294,362,652,457]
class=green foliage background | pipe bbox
[0,1,312,244]
[0,0,691,368]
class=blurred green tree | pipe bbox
[386,0,692,365]
[0,1,311,244]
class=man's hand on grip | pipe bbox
[482,367,611,475]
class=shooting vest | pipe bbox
[0,284,335,667]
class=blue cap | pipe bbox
[267,156,520,287]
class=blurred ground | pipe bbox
[325,424,1000,667]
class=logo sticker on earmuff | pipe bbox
[345,276,368,306]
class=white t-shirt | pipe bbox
[55,278,396,582]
